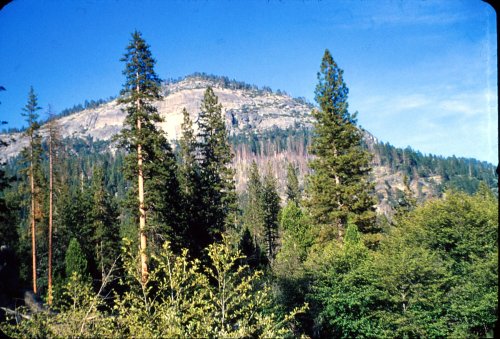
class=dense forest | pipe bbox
[0,32,497,338]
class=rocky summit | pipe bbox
[1,74,314,160]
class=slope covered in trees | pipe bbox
[0,34,497,338]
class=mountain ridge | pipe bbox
[0,74,496,217]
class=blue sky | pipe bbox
[0,0,497,163]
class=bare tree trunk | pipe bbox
[138,124,147,283]
[136,79,148,283]
[30,140,37,294]
[48,128,53,305]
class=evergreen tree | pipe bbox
[238,226,266,268]
[261,168,280,263]
[19,86,44,293]
[0,127,17,252]
[240,161,267,267]
[65,238,88,279]
[306,50,375,242]
[286,162,300,203]
[89,166,120,282]
[196,87,236,251]
[116,31,180,281]
[178,108,198,198]
[0,169,15,245]
[177,108,202,252]
[242,161,264,244]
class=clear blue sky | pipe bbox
[0,0,497,163]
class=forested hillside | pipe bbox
[1,32,497,338]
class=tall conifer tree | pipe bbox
[261,169,280,263]
[196,87,236,250]
[20,86,43,293]
[117,31,179,282]
[306,50,375,242]
[243,161,264,244]
[178,108,203,252]
[178,108,198,197]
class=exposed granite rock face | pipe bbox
[0,76,313,160]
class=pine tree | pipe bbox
[261,168,280,263]
[19,86,44,293]
[178,108,198,198]
[177,108,202,252]
[196,87,237,251]
[65,238,88,279]
[286,162,300,203]
[243,161,264,243]
[89,166,120,282]
[117,31,180,282]
[306,50,375,242]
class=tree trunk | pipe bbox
[138,136,148,283]
[136,76,148,283]
[48,130,53,305]
[30,140,37,294]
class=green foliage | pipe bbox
[1,272,113,338]
[305,189,498,338]
[307,224,381,338]
[277,201,312,264]
[392,186,498,336]
[65,238,88,279]
[371,233,452,337]
[3,239,306,337]
[238,226,266,268]
[240,162,268,267]
[112,239,210,337]
[0,161,18,250]
[306,49,376,241]
[6,238,304,337]
[90,166,120,280]
[273,201,312,333]
[241,163,280,265]
[19,87,44,192]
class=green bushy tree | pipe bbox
[305,187,498,338]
